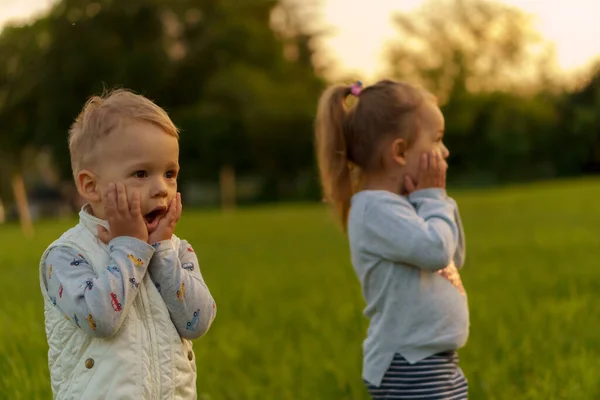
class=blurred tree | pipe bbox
[384,0,561,184]
[0,19,52,235]
[0,0,324,210]
[161,0,324,202]
[4,0,599,205]
[36,0,173,177]
[385,0,556,101]
[554,63,600,175]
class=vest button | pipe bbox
[85,358,94,369]
[187,351,193,361]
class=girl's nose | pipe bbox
[441,144,450,159]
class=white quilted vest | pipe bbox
[39,208,197,399]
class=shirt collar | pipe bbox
[78,204,108,235]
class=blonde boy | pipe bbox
[39,89,216,399]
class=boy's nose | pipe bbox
[153,188,168,198]
[151,180,168,198]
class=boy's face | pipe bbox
[78,121,179,233]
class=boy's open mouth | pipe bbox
[144,206,167,233]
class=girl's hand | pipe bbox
[405,151,447,193]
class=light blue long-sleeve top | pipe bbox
[347,188,469,387]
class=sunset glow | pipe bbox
[2,0,599,80]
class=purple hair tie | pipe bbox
[350,80,363,96]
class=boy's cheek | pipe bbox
[168,188,178,202]
[94,182,108,200]
[123,180,145,195]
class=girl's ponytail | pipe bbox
[314,85,354,231]
[315,79,425,231]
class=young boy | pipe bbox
[39,89,216,399]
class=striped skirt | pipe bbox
[365,351,468,400]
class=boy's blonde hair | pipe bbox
[68,88,179,177]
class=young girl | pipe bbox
[315,80,469,399]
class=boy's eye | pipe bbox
[165,170,178,179]
[134,170,148,178]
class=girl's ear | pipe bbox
[391,138,408,166]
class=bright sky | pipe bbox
[1,0,600,81]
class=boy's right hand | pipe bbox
[405,151,447,193]
[97,183,149,244]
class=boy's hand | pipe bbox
[148,193,182,244]
[97,183,148,244]
[405,151,447,194]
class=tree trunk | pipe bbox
[11,173,34,237]
[0,198,5,224]
[219,164,236,211]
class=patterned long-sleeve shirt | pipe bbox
[147,239,216,339]
[43,236,216,340]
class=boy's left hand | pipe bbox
[148,193,182,244]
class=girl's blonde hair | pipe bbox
[314,79,432,230]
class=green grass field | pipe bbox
[0,178,599,399]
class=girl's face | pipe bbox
[401,100,449,184]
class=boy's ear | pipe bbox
[76,170,101,203]
[391,138,408,166]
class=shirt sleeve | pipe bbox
[147,239,216,340]
[42,236,156,338]
[446,197,466,269]
[362,189,459,271]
